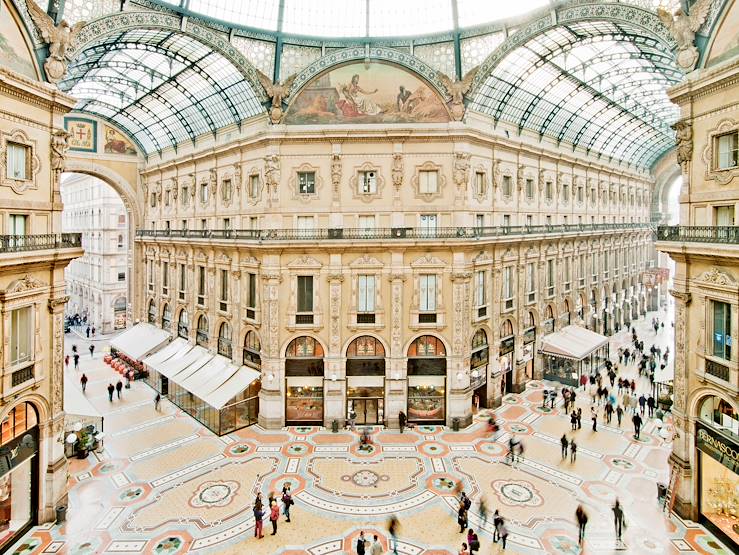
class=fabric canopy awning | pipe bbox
[166,347,212,381]
[540,325,608,361]
[143,337,188,367]
[110,323,170,361]
[204,365,262,410]
[156,344,204,379]
[64,375,101,418]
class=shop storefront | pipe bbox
[0,403,39,552]
[696,396,739,547]
[470,329,489,410]
[407,335,446,423]
[499,320,515,395]
[346,336,386,425]
[285,336,325,425]
[541,325,609,387]
[522,312,536,382]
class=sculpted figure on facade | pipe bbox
[452,152,470,193]
[233,163,242,196]
[255,69,298,124]
[492,159,501,191]
[438,66,479,121]
[170,178,178,201]
[264,154,280,199]
[330,154,342,197]
[50,129,70,187]
[391,153,403,190]
[26,1,86,83]
[672,120,693,171]
[657,0,712,70]
[209,168,217,200]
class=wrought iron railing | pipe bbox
[0,233,82,253]
[11,364,34,387]
[657,226,739,244]
[136,223,649,242]
[706,359,730,382]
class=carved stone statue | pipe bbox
[452,152,470,191]
[492,159,501,190]
[264,154,280,195]
[330,154,341,195]
[26,1,86,83]
[657,0,712,70]
[50,129,69,186]
[437,66,479,121]
[672,120,693,171]
[255,69,298,124]
[391,153,403,189]
[209,168,217,199]
[233,163,242,195]
[170,178,178,201]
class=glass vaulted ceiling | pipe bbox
[470,19,682,168]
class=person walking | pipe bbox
[107,383,115,402]
[253,502,264,539]
[647,395,656,418]
[575,504,588,545]
[86,326,90,338]
[570,411,578,431]
[605,402,614,424]
[80,373,88,393]
[398,410,406,434]
[356,531,367,555]
[73,353,80,370]
[633,412,643,440]
[498,521,509,550]
[638,394,646,415]
[154,393,161,411]
[612,498,625,541]
[616,405,624,427]
[560,434,569,460]
[570,439,577,463]
[91,326,96,337]
[591,407,598,432]
[457,502,468,533]
[492,510,502,543]
[478,497,488,526]
[370,535,383,555]
[115,380,123,399]
[282,483,293,523]
[64,354,70,370]
[467,529,480,554]
[89,344,95,358]
[388,515,399,555]
[269,500,279,535]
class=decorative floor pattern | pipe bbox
[10,307,736,554]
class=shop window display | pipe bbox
[286,386,323,422]
[408,385,445,421]
[700,453,739,545]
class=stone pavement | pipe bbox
[9,307,734,555]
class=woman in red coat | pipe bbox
[269,500,279,535]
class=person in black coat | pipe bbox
[633,413,643,439]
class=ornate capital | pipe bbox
[389,273,407,282]
[48,295,70,312]
[669,289,692,305]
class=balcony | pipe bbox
[136,223,649,244]
[0,233,82,252]
[657,226,739,244]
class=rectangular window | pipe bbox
[715,205,735,226]
[249,216,258,229]
[717,132,738,169]
[249,175,259,199]
[118,271,125,282]
[475,270,485,307]
[579,254,585,286]
[181,186,188,205]
[150,193,157,208]
[6,142,29,180]
[503,214,511,227]
[9,214,26,236]
[564,258,571,291]
[179,264,186,300]
[475,172,485,195]
[503,266,513,309]
[223,218,231,230]
[526,214,533,226]
[420,214,437,235]
[546,215,552,226]
[197,266,205,305]
[419,274,437,312]
[165,220,170,231]
[546,259,554,297]
[297,216,314,237]
[222,179,232,202]
[297,276,314,314]
[359,171,377,194]
[502,175,512,196]
[246,273,256,319]
[147,260,154,292]
[577,186,583,203]
[359,215,375,231]
[358,275,376,313]
[200,182,209,203]
[476,214,484,229]
[526,263,535,303]
[712,301,732,360]
[181,219,188,231]
[10,306,32,366]
[298,171,316,194]
[591,254,597,282]
[162,262,169,293]
[562,183,569,200]
[545,181,552,200]
[201,219,207,230]
[525,178,534,199]
[419,170,438,194]
[219,269,228,311]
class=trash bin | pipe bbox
[452,417,460,432]
[55,506,67,524]
[331,419,339,433]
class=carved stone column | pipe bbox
[324,273,345,427]
[258,272,283,429]
[448,271,473,427]
[386,273,406,429]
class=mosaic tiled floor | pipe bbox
[11,306,735,554]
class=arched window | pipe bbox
[347,336,385,358]
[286,336,324,358]
[196,315,209,347]
[699,396,738,438]
[346,336,385,376]
[525,311,536,329]
[470,329,489,379]
[1,402,39,446]
[113,297,126,311]
[161,303,171,330]
[117,234,124,249]
[564,299,572,325]
[500,319,513,338]
[147,300,156,323]
[218,322,232,358]
[285,336,324,378]
[545,305,554,321]
[243,331,261,369]
[407,335,446,357]
[177,309,189,339]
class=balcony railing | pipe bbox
[657,226,739,244]
[0,233,82,253]
[136,223,649,242]
[706,359,730,382]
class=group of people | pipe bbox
[576,499,626,545]
[252,484,294,539]
[455,492,507,554]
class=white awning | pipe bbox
[64,375,101,418]
[157,345,206,379]
[143,337,189,367]
[110,323,170,361]
[540,325,609,361]
[168,348,213,382]
[204,365,262,410]
[176,354,231,392]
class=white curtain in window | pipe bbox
[358,275,375,312]
[419,274,436,311]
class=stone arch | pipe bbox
[403,333,450,358]
[0,394,50,427]
[286,46,451,105]
[468,2,677,99]
[67,11,267,103]
[282,334,326,359]
[689,386,739,418]
[342,333,389,358]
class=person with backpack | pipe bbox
[281,483,293,523]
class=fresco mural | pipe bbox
[104,125,137,155]
[284,62,450,124]
[0,0,38,79]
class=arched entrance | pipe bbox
[470,329,489,411]
[346,336,386,425]
[522,311,537,382]
[243,331,261,370]
[407,335,447,424]
[161,302,172,332]
[0,402,40,552]
[285,336,325,425]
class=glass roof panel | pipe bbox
[456,0,549,28]
[187,0,280,30]
[282,0,366,37]
[368,0,452,37]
